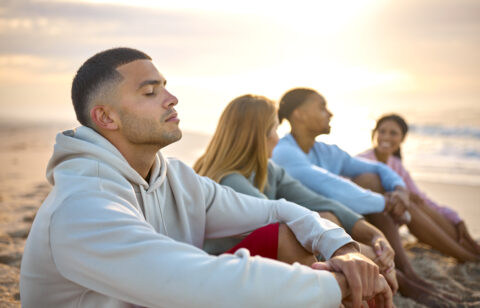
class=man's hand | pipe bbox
[382,268,398,295]
[329,271,350,301]
[332,242,360,256]
[312,251,391,308]
[409,192,424,205]
[327,272,392,308]
[384,187,410,223]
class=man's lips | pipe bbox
[165,112,179,122]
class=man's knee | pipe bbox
[352,173,384,193]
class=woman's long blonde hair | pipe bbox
[194,94,277,192]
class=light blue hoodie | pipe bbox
[272,134,406,215]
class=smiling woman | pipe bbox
[357,114,480,263]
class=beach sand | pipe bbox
[1,122,479,307]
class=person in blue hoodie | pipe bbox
[272,87,459,306]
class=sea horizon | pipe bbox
[2,112,480,188]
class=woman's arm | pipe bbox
[220,173,267,199]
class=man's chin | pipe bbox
[321,127,331,135]
[175,130,182,142]
[168,129,182,143]
[157,129,182,149]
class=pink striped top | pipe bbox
[357,148,462,225]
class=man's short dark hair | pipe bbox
[278,88,320,123]
[71,47,152,127]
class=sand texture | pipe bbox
[1,122,479,307]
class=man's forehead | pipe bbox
[305,93,325,106]
[116,59,165,83]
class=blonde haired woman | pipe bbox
[194,94,398,293]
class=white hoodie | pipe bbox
[20,126,355,308]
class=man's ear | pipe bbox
[90,105,119,130]
[291,108,303,122]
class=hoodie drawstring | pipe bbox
[140,184,168,236]
[155,190,168,236]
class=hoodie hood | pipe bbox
[46,126,167,192]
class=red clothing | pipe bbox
[226,223,279,259]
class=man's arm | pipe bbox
[202,173,390,307]
[384,186,411,223]
[313,243,393,308]
[341,152,406,192]
[51,195,343,308]
[202,176,356,260]
[272,141,385,214]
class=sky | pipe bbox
[0,0,479,141]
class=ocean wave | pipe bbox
[409,124,480,139]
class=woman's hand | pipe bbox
[371,236,397,294]
[371,236,395,271]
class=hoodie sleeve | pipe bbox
[271,162,363,234]
[272,138,387,214]
[200,176,356,260]
[335,145,406,191]
[50,193,343,308]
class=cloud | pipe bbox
[0,0,290,72]
[0,54,72,84]
[0,0,478,127]
[354,0,480,71]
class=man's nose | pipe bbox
[164,89,178,107]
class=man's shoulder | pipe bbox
[165,157,197,175]
[277,134,295,146]
[165,156,189,167]
[273,136,304,161]
[313,140,340,150]
[164,157,210,184]
[313,141,348,157]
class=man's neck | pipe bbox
[290,127,317,154]
[123,148,158,180]
[105,133,160,180]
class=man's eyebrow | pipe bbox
[137,79,166,90]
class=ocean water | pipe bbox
[313,108,480,187]
[402,123,480,186]
[6,104,480,187]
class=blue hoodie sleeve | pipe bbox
[331,145,406,192]
[272,138,386,215]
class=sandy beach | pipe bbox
[1,121,479,307]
